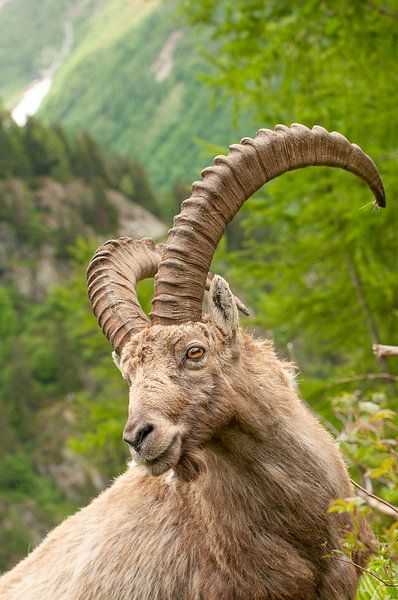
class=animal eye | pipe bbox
[186,346,205,361]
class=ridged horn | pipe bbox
[87,237,161,355]
[87,238,250,354]
[151,124,385,324]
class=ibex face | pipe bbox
[114,276,240,479]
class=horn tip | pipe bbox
[375,189,386,208]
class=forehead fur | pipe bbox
[119,320,225,369]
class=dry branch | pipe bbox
[373,344,398,358]
[329,373,398,385]
[351,479,398,518]
[327,555,398,588]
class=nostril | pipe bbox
[136,423,153,447]
[125,423,154,452]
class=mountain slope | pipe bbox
[0,0,102,106]
[36,0,253,191]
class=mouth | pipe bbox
[136,433,182,476]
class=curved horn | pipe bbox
[87,237,161,355]
[87,238,250,354]
[152,124,385,324]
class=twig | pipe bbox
[346,254,380,349]
[373,344,398,358]
[327,555,398,587]
[345,254,392,386]
[319,415,340,437]
[328,373,398,385]
[351,479,398,517]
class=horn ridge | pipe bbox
[152,123,385,324]
[87,237,162,354]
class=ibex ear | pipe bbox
[208,275,239,337]
[112,351,130,383]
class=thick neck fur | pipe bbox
[172,336,357,598]
[202,336,350,508]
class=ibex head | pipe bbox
[87,124,385,480]
[113,274,241,480]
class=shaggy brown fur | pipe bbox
[0,277,374,599]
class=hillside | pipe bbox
[0,0,253,192]
[0,0,100,106]
[0,114,165,572]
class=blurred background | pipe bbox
[0,0,397,594]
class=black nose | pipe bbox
[124,423,154,452]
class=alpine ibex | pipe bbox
[0,124,385,599]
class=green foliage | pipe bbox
[0,453,35,496]
[325,393,398,597]
[0,288,17,342]
[24,118,70,180]
[0,448,79,570]
[0,111,160,216]
[0,110,32,178]
[175,0,396,138]
[333,392,398,512]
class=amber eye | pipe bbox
[186,346,205,361]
